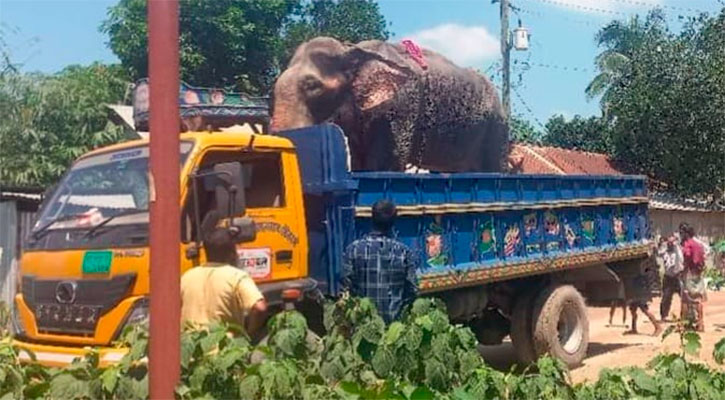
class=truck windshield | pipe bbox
[31,142,194,245]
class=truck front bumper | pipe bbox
[12,338,128,368]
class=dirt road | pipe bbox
[479,290,725,383]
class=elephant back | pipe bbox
[364,45,507,171]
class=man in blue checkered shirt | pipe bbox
[341,200,419,323]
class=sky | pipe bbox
[1,0,722,126]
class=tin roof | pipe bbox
[508,145,723,212]
[509,144,622,175]
[649,192,725,212]
[0,186,43,203]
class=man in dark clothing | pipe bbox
[341,200,419,323]
[623,258,662,337]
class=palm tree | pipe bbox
[586,11,668,113]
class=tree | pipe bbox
[101,0,298,94]
[0,63,131,187]
[590,10,725,199]
[101,0,390,94]
[586,10,668,113]
[509,115,543,144]
[542,114,611,153]
[282,0,390,63]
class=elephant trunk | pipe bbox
[271,70,316,132]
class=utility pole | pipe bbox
[500,0,511,122]
[148,0,180,398]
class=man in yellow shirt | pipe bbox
[181,227,267,335]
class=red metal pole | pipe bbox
[148,0,180,398]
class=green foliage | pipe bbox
[542,114,611,153]
[509,115,543,145]
[0,63,131,187]
[588,10,725,199]
[2,299,725,399]
[282,0,390,63]
[101,0,390,94]
[101,0,297,94]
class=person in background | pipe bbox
[660,236,684,321]
[623,258,663,337]
[679,223,706,332]
[181,227,268,336]
[341,199,419,323]
[608,283,627,327]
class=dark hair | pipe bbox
[372,199,397,232]
[679,222,695,238]
[204,227,238,265]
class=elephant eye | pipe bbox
[301,76,324,95]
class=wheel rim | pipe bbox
[557,302,583,354]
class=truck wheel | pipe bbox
[532,284,589,367]
[510,290,537,364]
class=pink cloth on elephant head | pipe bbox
[401,39,427,70]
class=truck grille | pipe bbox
[21,274,136,335]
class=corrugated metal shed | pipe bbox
[0,187,42,305]
[0,202,18,305]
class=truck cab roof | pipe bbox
[83,130,296,159]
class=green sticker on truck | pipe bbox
[82,250,112,274]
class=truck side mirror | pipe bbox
[229,217,256,243]
[212,162,246,218]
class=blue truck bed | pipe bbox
[279,124,651,295]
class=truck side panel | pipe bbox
[353,173,650,292]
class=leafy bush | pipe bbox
[2,298,725,399]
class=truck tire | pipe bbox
[531,284,589,367]
[510,290,537,364]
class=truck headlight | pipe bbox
[116,297,149,339]
[11,301,26,337]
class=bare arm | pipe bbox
[246,299,268,337]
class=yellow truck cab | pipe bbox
[13,130,316,366]
[12,82,315,366]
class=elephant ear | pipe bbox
[343,41,418,112]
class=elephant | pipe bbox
[271,37,509,173]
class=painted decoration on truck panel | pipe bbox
[523,213,537,236]
[237,247,272,280]
[613,216,626,243]
[564,223,577,248]
[425,220,448,267]
[581,216,596,246]
[544,211,561,252]
[503,224,521,257]
[544,212,560,236]
[523,212,541,254]
[476,218,496,258]
[255,221,299,246]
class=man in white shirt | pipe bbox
[660,236,684,321]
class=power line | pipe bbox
[606,0,710,15]
[513,59,591,73]
[510,3,609,28]
[512,86,547,130]
[524,0,630,16]
[522,0,712,19]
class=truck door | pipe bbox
[187,148,305,283]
